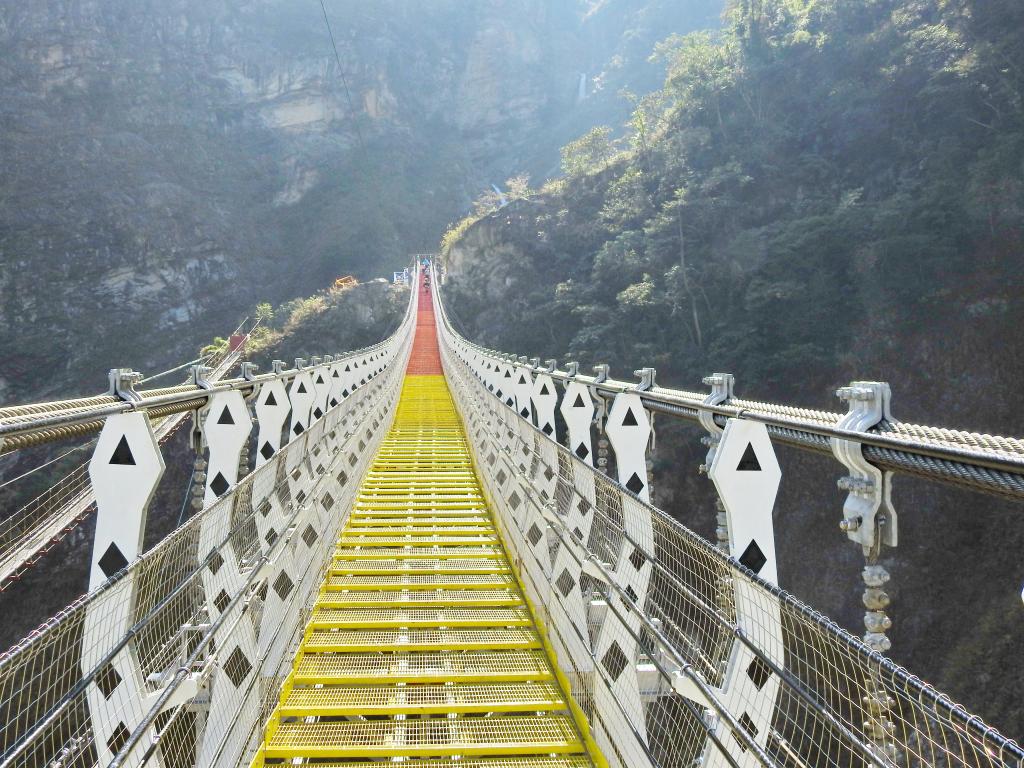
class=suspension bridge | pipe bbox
[0,264,1021,768]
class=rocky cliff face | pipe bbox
[0,0,718,404]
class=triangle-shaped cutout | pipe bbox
[217,406,235,425]
[264,391,278,407]
[622,408,639,427]
[109,435,136,466]
[572,393,585,407]
[539,383,550,396]
[737,443,762,472]
[518,374,526,384]
[316,374,325,384]
[296,382,307,394]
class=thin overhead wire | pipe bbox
[317,0,367,157]
[0,444,90,492]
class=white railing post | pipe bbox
[83,373,167,765]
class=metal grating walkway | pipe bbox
[253,373,602,766]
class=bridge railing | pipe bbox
[0,278,419,767]
[0,339,249,590]
[431,269,1024,768]
[433,270,1024,654]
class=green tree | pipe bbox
[254,302,275,326]
[560,126,615,177]
[506,174,531,201]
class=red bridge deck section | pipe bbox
[407,273,443,375]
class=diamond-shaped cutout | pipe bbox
[625,472,645,495]
[574,442,589,460]
[313,407,323,419]
[213,589,231,614]
[572,526,583,540]
[624,585,638,603]
[520,407,530,418]
[542,422,554,436]
[97,542,129,578]
[293,422,304,435]
[601,641,629,681]
[737,443,762,472]
[496,470,507,486]
[543,465,555,482]
[576,498,591,516]
[210,472,230,497]
[734,712,759,752]
[265,528,278,548]
[272,571,294,600]
[556,568,576,598]
[302,524,318,547]
[628,547,647,571]
[106,721,130,756]
[330,398,338,407]
[527,524,543,547]
[95,662,122,699]
[322,492,335,511]
[739,539,767,574]
[747,657,772,690]
[260,441,275,460]
[509,491,521,510]
[223,646,253,688]
[108,435,135,466]
[207,549,224,575]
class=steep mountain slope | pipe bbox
[442,0,1024,737]
[0,0,719,405]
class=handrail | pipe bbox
[0,286,415,455]
[433,271,1024,499]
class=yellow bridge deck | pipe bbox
[253,375,602,766]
